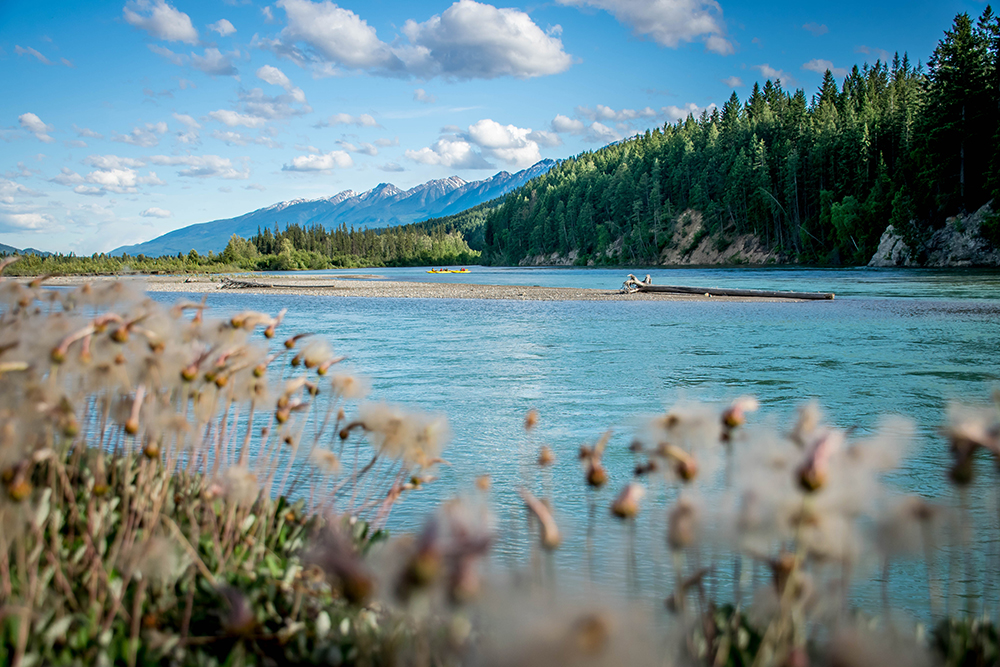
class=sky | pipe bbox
[0,0,990,254]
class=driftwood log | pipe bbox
[220,277,273,289]
[621,274,834,300]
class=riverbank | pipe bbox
[36,273,809,302]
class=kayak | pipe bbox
[426,268,470,274]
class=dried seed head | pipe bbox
[537,445,555,466]
[111,327,129,343]
[611,483,645,519]
[586,460,607,488]
[668,498,697,551]
[7,478,32,502]
[143,442,160,460]
[723,395,759,429]
[475,475,491,492]
[524,409,539,432]
[571,613,610,656]
[125,418,140,436]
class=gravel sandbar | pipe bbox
[37,274,805,302]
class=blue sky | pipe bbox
[0,0,988,253]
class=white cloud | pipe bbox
[856,45,892,62]
[282,150,354,171]
[60,57,75,68]
[19,113,55,143]
[123,0,199,44]
[663,102,716,121]
[210,130,280,148]
[753,64,795,85]
[551,114,585,134]
[0,212,55,233]
[172,112,201,144]
[405,138,493,169]
[139,172,167,185]
[14,45,53,65]
[50,167,85,186]
[464,118,541,167]
[276,0,398,70]
[191,48,238,76]
[140,207,172,218]
[262,6,277,23]
[400,0,573,79]
[177,78,196,89]
[73,125,104,139]
[527,130,561,148]
[208,110,267,128]
[85,155,146,170]
[257,64,292,89]
[324,112,380,127]
[722,75,743,87]
[337,140,378,156]
[803,22,828,36]
[149,154,250,179]
[73,186,105,196]
[209,19,236,36]
[246,183,267,191]
[374,136,399,147]
[111,122,168,147]
[84,168,140,193]
[803,59,847,77]
[414,88,436,103]
[576,104,657,122]
[270,0,572,80]
[379,162,404,172]
[557,0,732,54]
[587,122,620,143]
[148,44,187,66]
[0,178,44,203]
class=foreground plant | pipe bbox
[0,262,451,666]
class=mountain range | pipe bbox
[113,159,556,257]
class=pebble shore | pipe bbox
[40,274,801,302]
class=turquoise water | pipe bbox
[152,267,1000,618]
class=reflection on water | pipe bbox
[150,267,1000,619]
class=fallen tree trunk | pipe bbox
[621,274,834,300]
[220,277,273,289]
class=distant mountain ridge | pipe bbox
[0,243,50,256]
[113,160,556,257]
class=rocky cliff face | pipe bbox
[517,209,786,266]
[868,203,999,267]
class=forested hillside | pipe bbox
[478,8,1000,266]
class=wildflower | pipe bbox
[520,488,561,550]
[610,483,644,519]
[723,395,759,428]
[797,430,842,492]
[668,497,698,551]
[330,374,371,400]
[310,449,340,474]
[525,409,539,432]
[305,523,374,604]
[538,445,555,466]
[221,465,259,506]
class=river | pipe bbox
[150,266,1000,621]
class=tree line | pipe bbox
[0,223,479,276]
[475,8,1000,266]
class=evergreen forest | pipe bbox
[476,8,1000,266]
